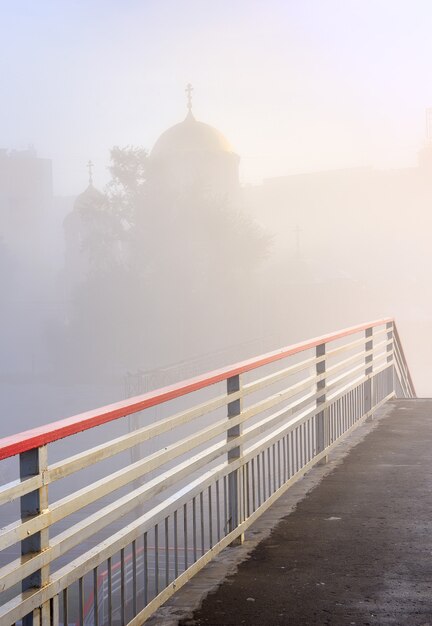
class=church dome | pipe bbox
[72,162,105,213]
[148,86,240,196]
[151,111,234,158]
[74,183,105,212]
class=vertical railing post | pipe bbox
[386,321,394,396]
[227,374,244,545]
[365,327,373,415]
[20,445,50,626]
[316,343,327,463]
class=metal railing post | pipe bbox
[227,374,244,545]
[20,445,50,626]
[386,321,394,395]
[316,343,328,464]
[365,327,373,415]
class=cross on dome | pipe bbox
[150,85,236,158]
[185,83,193,114]
[87,160,94,185]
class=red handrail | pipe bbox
[0,318,392,461]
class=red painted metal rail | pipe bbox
[0,318,393,461]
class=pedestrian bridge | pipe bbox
[0,319,416,625]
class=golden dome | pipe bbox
[151,112,233,158]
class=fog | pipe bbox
[2,0,432,442]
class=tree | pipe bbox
[63,145,271,378]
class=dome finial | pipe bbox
[185,83,193,115]
[87,160,94,185]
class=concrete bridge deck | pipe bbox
[170,399,432,626]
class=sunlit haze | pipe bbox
[1,4,432,624]
[2,0,432,193]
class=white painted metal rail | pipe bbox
[0,319,415,625]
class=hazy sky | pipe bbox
[1,0,432,194]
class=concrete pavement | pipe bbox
[177,399,432,626]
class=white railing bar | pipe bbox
[245,362,392,460]
[241,357,390,450]
[243,354,318,394]
[47,389,241,484]
[326,359,390,403]
[324,340,390,380]
[325,351,391,393]
[324,327,388,361]
[242,393,316,446]
[0,475,43,508]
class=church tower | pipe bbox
[149,85,240,198]
[63,161,106,285]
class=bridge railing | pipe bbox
[0,319,415,625]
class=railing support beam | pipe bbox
[386,321,395,395]
[20,445,49,626]
[365,328,373,416]
[227,374,244,545]
[316,343,328,464]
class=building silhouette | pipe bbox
[0,147,52,257]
